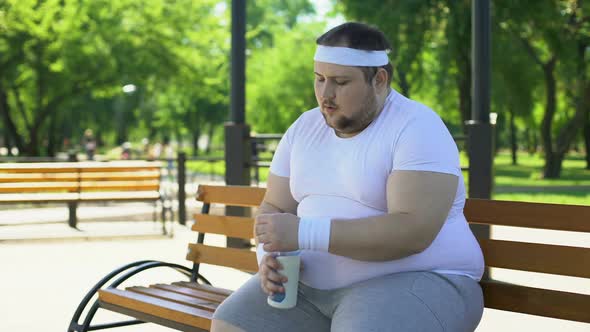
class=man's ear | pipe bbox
[373,68,389,91]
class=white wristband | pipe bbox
[298,217,331,252]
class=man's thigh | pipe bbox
[330,272,483,332]
[213,274,330,332]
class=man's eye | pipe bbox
[316,77,325,82]
[336,81,348,86]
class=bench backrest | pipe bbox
[191,185,590,323]
[0,163,80,193]
[0,161,162,195]
[188,185,263,274]
[77,162,161,193]
[464,199,590,323]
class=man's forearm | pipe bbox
[328,213,440,261]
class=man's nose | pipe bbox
[321,82,336,100]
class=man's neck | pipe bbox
[334,88,392,139]
[374,88,391,118]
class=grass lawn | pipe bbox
[463,151,590,205]
[188,151,590,205]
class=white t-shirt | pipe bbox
[257,89,484,290]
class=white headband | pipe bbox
[314,45,389,67]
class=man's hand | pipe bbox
[259,254,287,296]
[255,213,300,252]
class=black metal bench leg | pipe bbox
[68,202,78,229]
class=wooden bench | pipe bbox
[0,161,166,229]
[69,185,590,332]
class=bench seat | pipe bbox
[99,282,232,332]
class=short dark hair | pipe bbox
[316,22,393,86]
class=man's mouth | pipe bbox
[323,105,338,113]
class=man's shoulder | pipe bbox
[389,94,441,126]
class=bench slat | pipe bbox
[0,165,79,173]
[100,302,203,332]
[99,288,212,330]
[481,280,590,323]
[0,173,79,182]
[0,182,78,193]
[153,284,228,303]
[128,286,218,312]
[479,239,590,278]
[193,214,254,240]
[80,172,160,181]
[196,185,265,207]
[81,166,160,172]
[78,192,160,201]
[465,199,590,233]
[79,182,159,191]
[186,243,258,273]
[173,281,233,297]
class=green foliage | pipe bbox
[247,22,323,133]
[1,0,588,181]
[246,0,315,49]
[0,0,226,155]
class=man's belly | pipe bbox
[256,196,484,290]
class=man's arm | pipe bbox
[255,172,298,243]
[328,170,458,261]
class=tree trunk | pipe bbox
[541,59,558,178]
[397,68,411,98]
[47,114,57,157]
[205,124,214,154]
[544,153,564,178]
[447,0,471,135]
[192,127,201,157]
[26,130,39,156]
[510,110,518,165]
[0,86,26,152]
[584,110,590,169]
[174,126,182,150]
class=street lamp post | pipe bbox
[225,1,252,248]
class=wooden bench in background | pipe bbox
[0,161,165,230]
[69,185,590,332]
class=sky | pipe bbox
[313,0,346,29]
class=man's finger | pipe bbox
[254,223,268,236]
[265,279,285,294]
[263,243,276,252]
[256,234,267,244]
[264,267,287,284]
[255,214,271,223]
[263,255,282,270]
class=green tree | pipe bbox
[491,16,540,165]
[497,0,589,178]
[246,0,315,49]
[0,0,224,156]
[246,22,323,134]
[338,0,473,133]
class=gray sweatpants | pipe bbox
[213,271,483,332]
